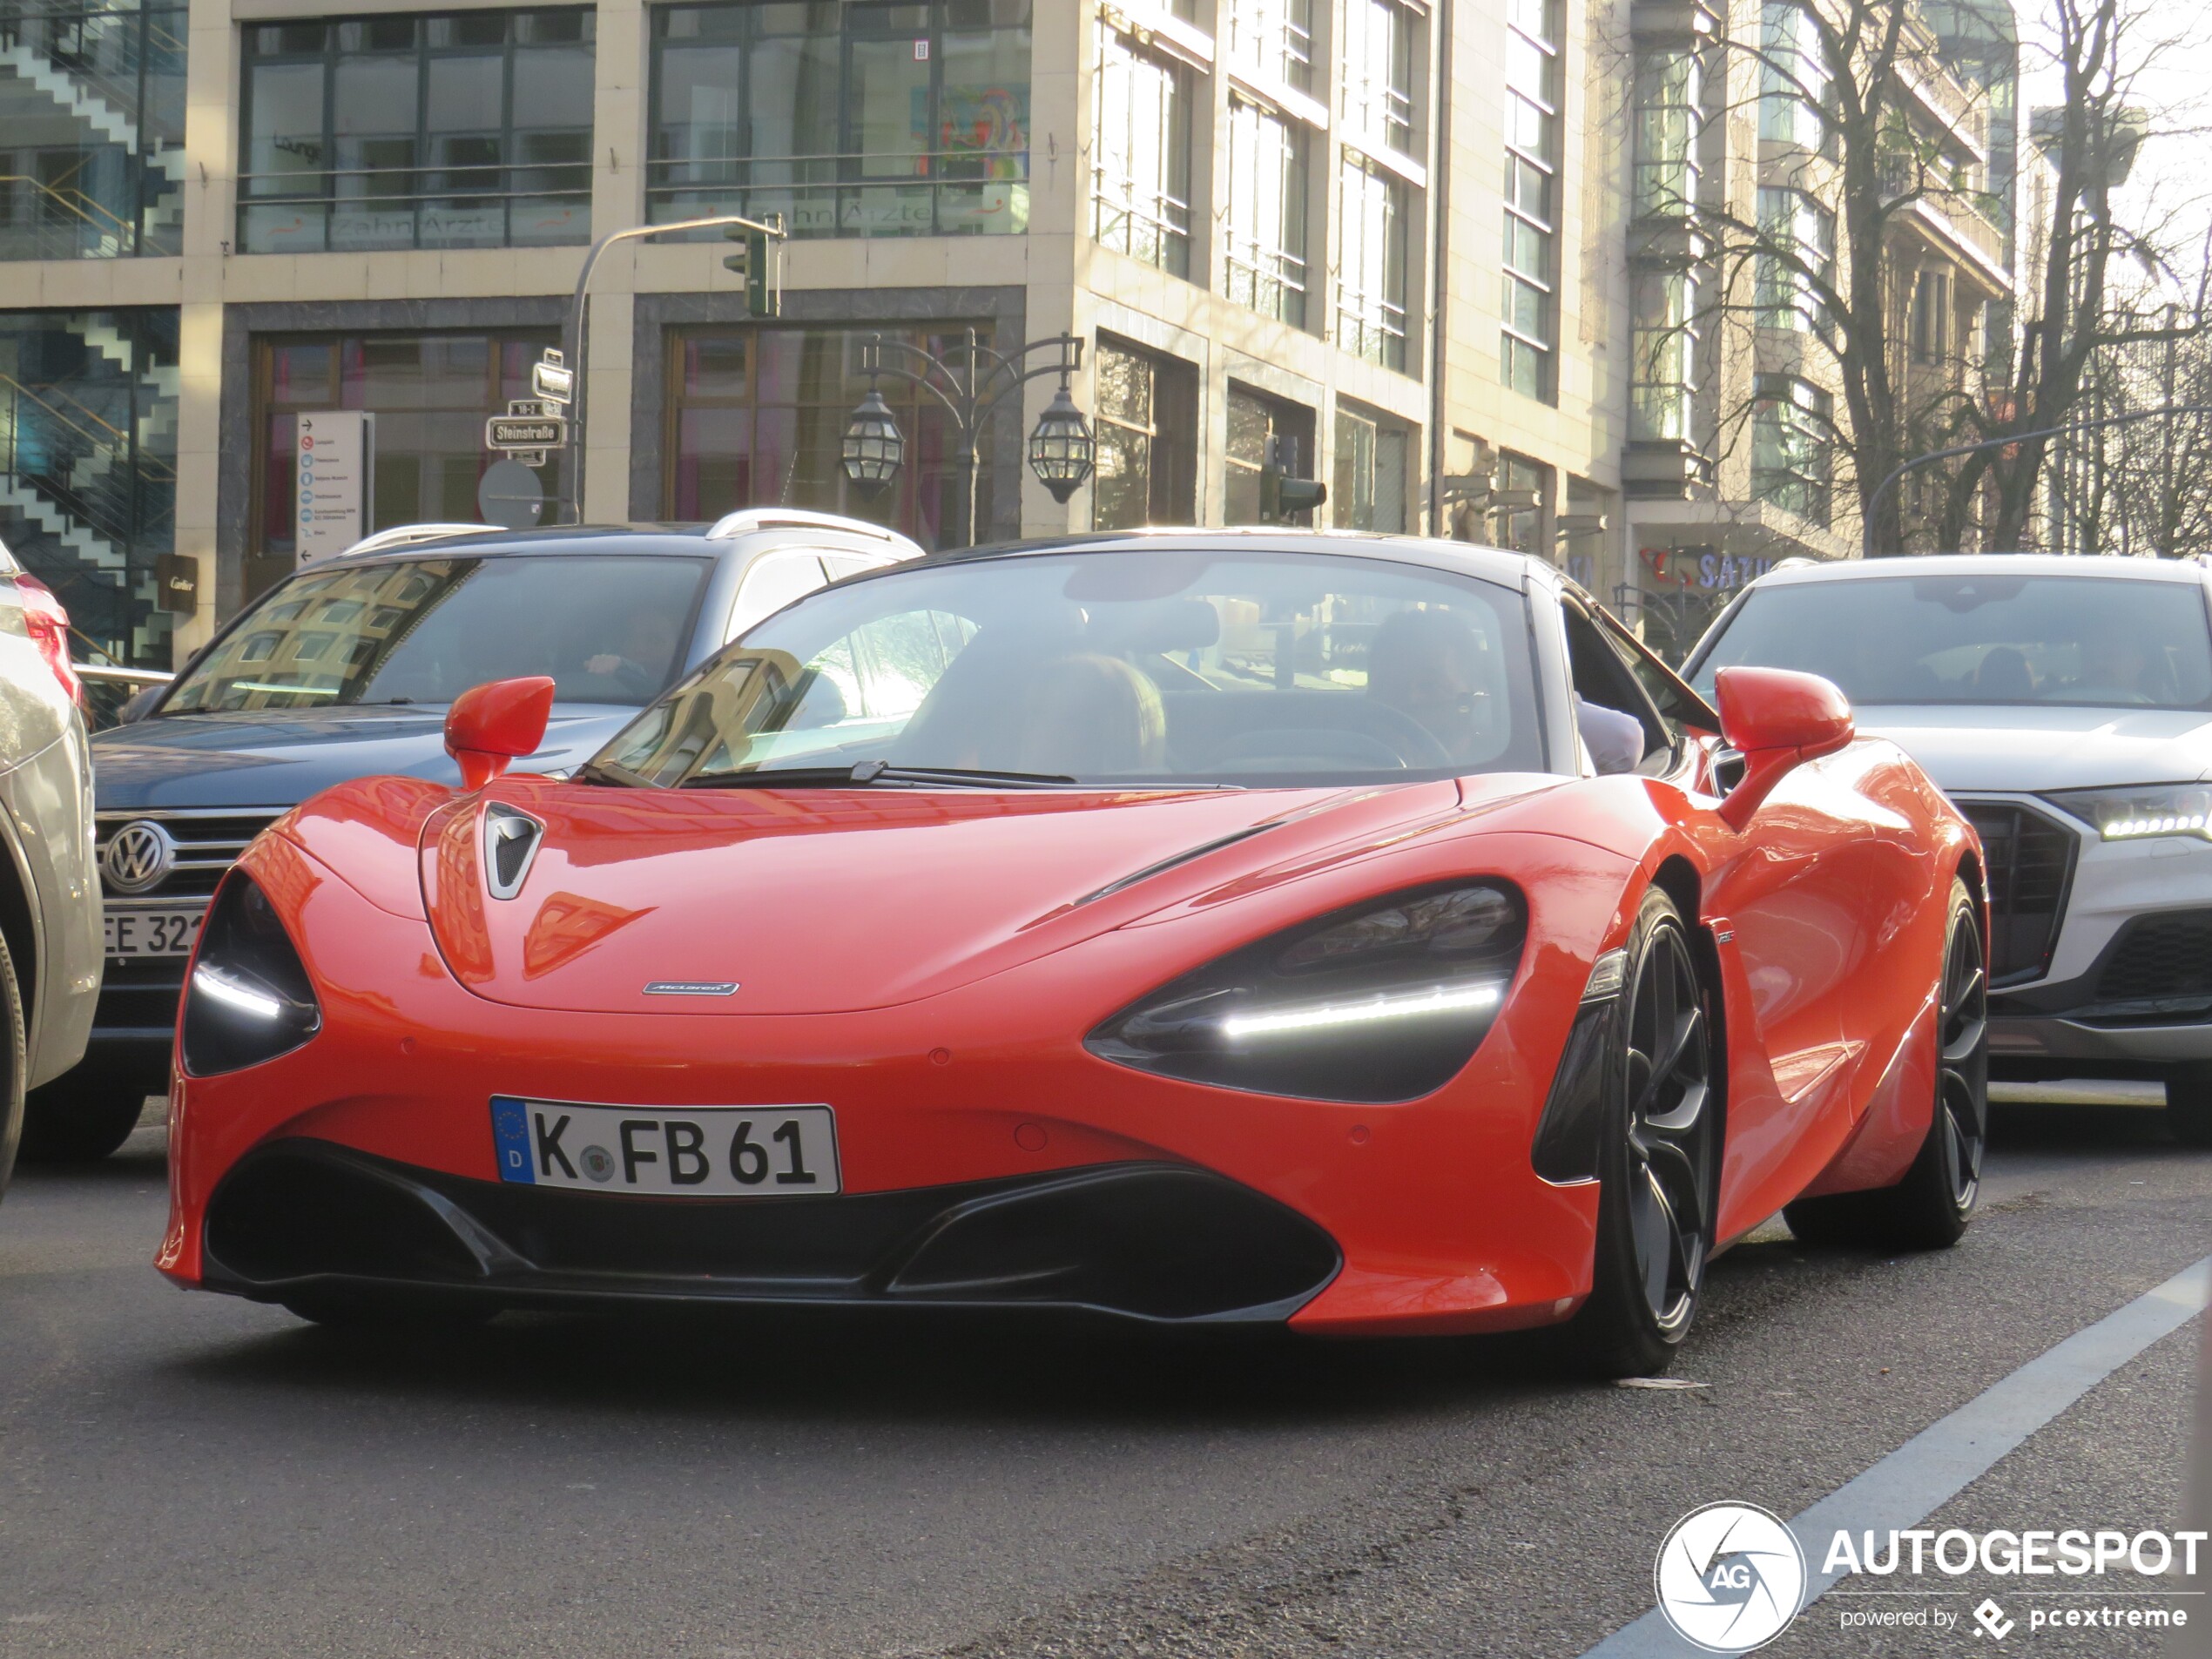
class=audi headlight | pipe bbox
[2042,785,2212,843]
[181,873,321,1076]
[1086,882,1527,1103]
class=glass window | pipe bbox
[165,555,711,712]
[1501,0,1560,403]
[253,329,557,574]
[1756,186,1835,334]
[1332,407,1409,533]
[1340,0,1416,156]
[1690,576,2212,711]
[0,0,186,260]
[1759,2,1831,151]
[1338,153,1409,371]
[664,324,995,552]
[1750,374,1832,525]
[1632,48,1701,219]
[238,8,594,253]
[1091,338,1198,531]
[1911,266,1952,362]
[0,307,179,664]
[1091,23,1193,277]
[1224,96,1309,327]
[1225,0,1312,91]
[647,2,1031,239]
[1224,385,1317,525]
[595,548,1545,786]
[1629,266,1698,442]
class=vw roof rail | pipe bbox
[340,523,488,556]
[704,508,901,543]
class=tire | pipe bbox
[1564,888,1722,1379]
[2161,1067,2212,1148]
[1784,878,1987,1251]
[18,1069,150,1163]
[0,934,26,1203]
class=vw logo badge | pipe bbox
[102,820,177,895]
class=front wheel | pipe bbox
[1564,888,1721,1379]
[1785,877,1987,1250]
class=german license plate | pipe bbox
[105,904,206,961]
[490,1096,840,1197]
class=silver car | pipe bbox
[0,543,105,1194]
[1684,554,2212,1145]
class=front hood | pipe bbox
[91,705,637,810]
[1855,705,2212,793]
[420,779,1492,1015]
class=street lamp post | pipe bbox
[839,330,1094,550]
[1862,401,2212,559]
[560,212,786,523]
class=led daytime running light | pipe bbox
[1221,981,1503,1040]
[191,962,285,1022]
[2102,813,2210,840]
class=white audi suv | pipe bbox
[1684,554,2212,1145]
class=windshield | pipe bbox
[1689,575,2212,711]
[164,554,711,713]
[592,548,1543,788]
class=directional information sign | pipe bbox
[532,349,573,406]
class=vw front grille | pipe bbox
[96,809,286,903]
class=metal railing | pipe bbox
[1090,165,1191,273]
[0,372,172,551]
[1223,233,1307,326]
[645,148,1030,240]
[0,172,141,257]
[236,165,590,252]
[0,0,186,147]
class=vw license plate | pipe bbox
[491,1096,841,1197]
[105,905,206,961]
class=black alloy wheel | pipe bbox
[1568,888,1721,1378]
[1786,878,1987,1251]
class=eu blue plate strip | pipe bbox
[489,1095,535,1185]
[1581,1253,2212,1656]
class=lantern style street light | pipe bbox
[839,330,1093,548]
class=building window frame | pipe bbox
[1338,150,1409,372]
[1631,46,1702,220]
[237,7,596,254]
[1340,0,1418,158]
[644,1,1034,240]
[1224,92,1310,327]
[1629,265,1700,443]
[1090,335,1198,530]
[1091,20,1195,279]
[1224,0,1312,96]
[1502,0,1561,403]
[1755,185,1836,335]
[1751,373,1834,526]
[1332,402,1411,533]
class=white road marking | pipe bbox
[1580,1253,2212,1656]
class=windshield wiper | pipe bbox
[682,763,1079,790]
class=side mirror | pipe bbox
[1714,666,1854,831]
[445,676,556,791]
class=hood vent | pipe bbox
[483,803,545,900]
[1074,824,1278,908]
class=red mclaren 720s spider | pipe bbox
[159,530,1988,1376]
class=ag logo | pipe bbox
[1653,1501,1807,1653]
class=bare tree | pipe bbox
[1665,0,2207,554]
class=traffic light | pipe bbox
[723,227,779,318]
[1258,437,1327,523]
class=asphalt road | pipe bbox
[1,1088,2205,1659]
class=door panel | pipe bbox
[1699,755,1873,1238]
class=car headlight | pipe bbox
[2041,785,2212,843]
[1086,882,1527,1103]
[181,873,321,1076]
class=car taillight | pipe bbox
[14,576,82,707]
